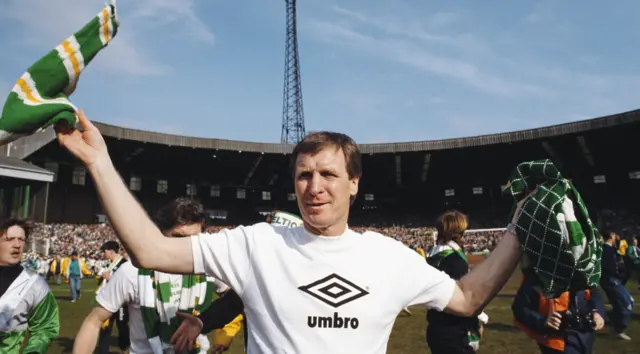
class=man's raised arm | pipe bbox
[56,110,194,273]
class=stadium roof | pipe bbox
[93,109,640,154]
[0,156,54,182]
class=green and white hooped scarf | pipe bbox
[138,269,216,354]
[0,1,119,146]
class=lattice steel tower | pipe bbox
[281,0,306,144]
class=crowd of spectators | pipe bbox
[23,209,638,265]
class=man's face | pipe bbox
[294,146,359,235]
[103,249,115,260]
[169,223,203,238]
[0,226,26,266]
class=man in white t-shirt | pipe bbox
[58,111,528,354]
[73,198,215,354]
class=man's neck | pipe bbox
[304,222,348,237]
[0,262,20,267]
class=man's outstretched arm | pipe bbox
[56,110,194,273]
[444,193,532,317]
[444,228,521,317]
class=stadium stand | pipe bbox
[1,108,639,261]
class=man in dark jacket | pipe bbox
[600,230,634,340]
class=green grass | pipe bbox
[45,274,640,353]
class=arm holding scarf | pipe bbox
[58,111,195,274]
[444,212,524,317]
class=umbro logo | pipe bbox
[298,273,369,308]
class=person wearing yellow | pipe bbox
[61,255,71,283]
[618,234,628,256]
[212,315,244,352]
[49,255,63,285]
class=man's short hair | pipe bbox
[0,219,31,240]
[100,240,120,252]
[290,131,362,180]
[152,198,206,232]
[71,251,78,256]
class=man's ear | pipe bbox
[349,177,359,205]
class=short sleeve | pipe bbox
[96,262,137,313]
[398,247,456,311]
[190,225,255,296]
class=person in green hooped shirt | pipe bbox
[0,219,59,353]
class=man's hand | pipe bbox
[55,109,110,172]
[101,272,111,281]
[169,312,203,352]
[593,312,605,331]
[544,311,563,331]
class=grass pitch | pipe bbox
[46,273,640,353]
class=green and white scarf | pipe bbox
[503,159,602,299]
[0,1,119,146]
[138,269,216,354]
[427,241,467,267]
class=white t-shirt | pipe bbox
[96,262,209,354]
[96,262,153,354]
[212,277,230,294]
[191,223,456,354]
